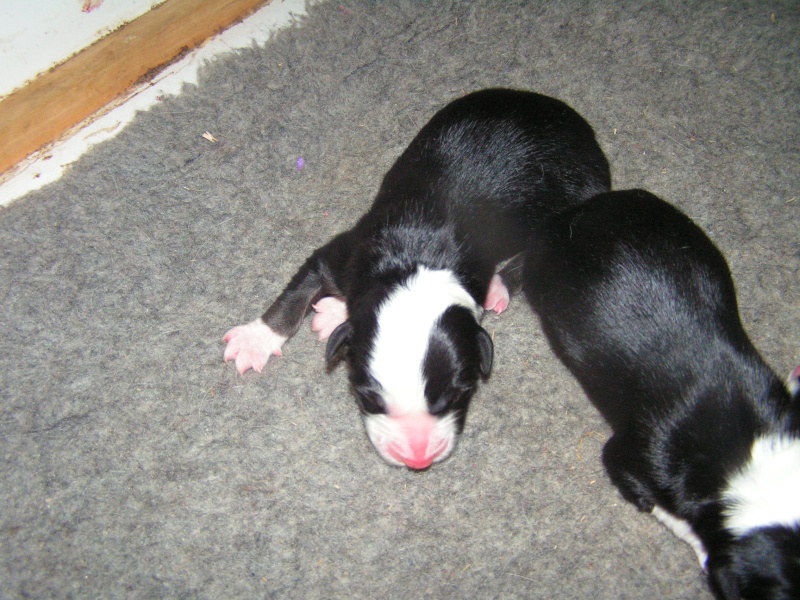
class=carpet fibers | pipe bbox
[1,1,798,598]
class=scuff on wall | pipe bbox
[82,0,105,13]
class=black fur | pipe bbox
[421,305,494,430]
[523,189,800,599]
[260,88,610,425]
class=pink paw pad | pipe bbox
[788,365,800,397]
[311,297,348,341]
[223,320,287,375]
[483,274,510,314]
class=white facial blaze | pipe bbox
[368,266,479,417]
[722,434,800,537]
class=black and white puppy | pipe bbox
[523,189,800,599]
[224,88,610,470]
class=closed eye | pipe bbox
[429,392,456,416]
[357,389,386,414]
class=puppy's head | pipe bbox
[708,526,800,600]
[711,434,800,599]
[326,267,493,470]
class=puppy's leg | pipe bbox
[651,506,709,569]
[604,438,706,563]
[311,297,348,341]
[788,364,800,400]
[223,233,350,374]
[484,253,524,314]
[484,274,510,314]
[602,434,657,513]
[223,320,287,374]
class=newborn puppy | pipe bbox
[523,189,800,599]
[224,88,610,470]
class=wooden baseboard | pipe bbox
[0,0,273,177]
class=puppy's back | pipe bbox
[372,89,612,265]
[523,189,761,430]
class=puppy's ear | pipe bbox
[325,321,353,369]
[476,326,494,379]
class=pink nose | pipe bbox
[403,455,434,470]
[388,438,447,470]
[388,443,439,470]
[385,414,449,470]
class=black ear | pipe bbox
[325,321,353,369]
[477,326,494,379]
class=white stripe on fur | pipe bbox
[651,505,708,568]
[368,266,479,416]
[722,434,800,537]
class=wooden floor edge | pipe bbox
[0,0,273,178]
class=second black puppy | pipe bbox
[523,190,800,599]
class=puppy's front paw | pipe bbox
[483,274,510,314]
[223,320,287,374]
[311,297,348,341]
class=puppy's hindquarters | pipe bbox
[223,231,352,374]
[374,89,612,285]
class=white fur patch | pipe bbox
[651,505,708,568]
[368,266,479,416]
[722,434,800,537]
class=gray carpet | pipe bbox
[2,1,798,598]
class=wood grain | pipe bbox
[0,0,272,176]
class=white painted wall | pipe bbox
[0,0,167,100]
[0,0,311,207]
